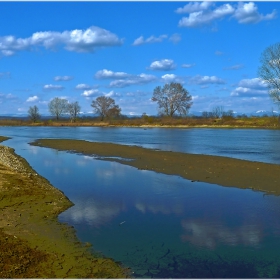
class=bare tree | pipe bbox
[68,101,81,122]
[152,82,192,117]
[211,106,224,118]
[91,96,121,120]
[258,42,280,108]
[48,97,68,120]
[28,105,40,123]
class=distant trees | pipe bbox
[152,82,192,117]
[28,105,40,123]
[202,107,234,119]
[48,97,68,120]
[68,101,81,122]
[91,96,121,120]
[258,42,280,108]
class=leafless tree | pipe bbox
[48,97,68,120]
[152,82,192,117]
[68,101,81,122]
[28,105,40,123]
[91,96,121,120]
[212,106,224,118]
[258,42,280,108]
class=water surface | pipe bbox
[2,127,280,278]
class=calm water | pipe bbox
[2,127,280,278]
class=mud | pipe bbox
[31,138,280,195]
[0,137,130,278]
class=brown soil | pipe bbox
[31,139,280,195]
[0,137,130,278]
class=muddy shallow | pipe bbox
[31,138,280,195]
[0,137,129,278]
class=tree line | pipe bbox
[28,82,193,122]
[28,41,280,123]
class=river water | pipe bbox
[1,126,280,278]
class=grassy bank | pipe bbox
[0,115,280,128]
[31,139,280,195]
[0,138,129,278]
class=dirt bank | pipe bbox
[0,138,129,278]
[31,139,280,195]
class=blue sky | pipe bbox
[0,1,279,116]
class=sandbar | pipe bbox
[31,138,280,195]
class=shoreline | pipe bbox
[31,139,280,195]
[0,138,129,278]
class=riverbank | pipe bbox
[31,139,280,195]
[0,138,129,278]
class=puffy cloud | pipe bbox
[234,2,277,24]
[75,83,92,90]
[175,1,213,14]
[95,69,131,79]
[177,2,276,28]
[132,34,181,46]
[132,34,168,46]
[0,26,123,57]
[148,59,176,71]
[223,64,244,70]
[189,75,226,85]
[109,73,157,88]
[178,3,234,27]
[161,74,183,84]
[105,90,121,97]
[81,89,99,97]
[54,75,73,81]
[230,78,268,97]
[26,95,39,102]
[43,84,64,91]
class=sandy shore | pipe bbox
[0,138,129,278]
[31,138,280,195]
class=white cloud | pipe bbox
[177,2,276,28]
[54,75,73,81]
[26,95,39,102]
[105,90,121,97]
[223,64,244,70]
[43,84,64,91]
[75,83,92,90]
[132,34,168,46]
[95,69,131,79]
[182,63,195,68]
[0,26,123,57]
[81,89,99,97]
[148,59,176,71]
[175,1,213,14]
[189,75,226,85]
[178,3,234,27]
[233,2,277,24]
[230,78,268,97]
[161,74,183,84]
[109,73,157,88]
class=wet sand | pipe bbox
[0,138,129,278]
[31,139,280,195]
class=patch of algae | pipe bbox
[0,141,130,278]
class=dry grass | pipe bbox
[0,116,279,128]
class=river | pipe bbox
[1,126,280,278]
